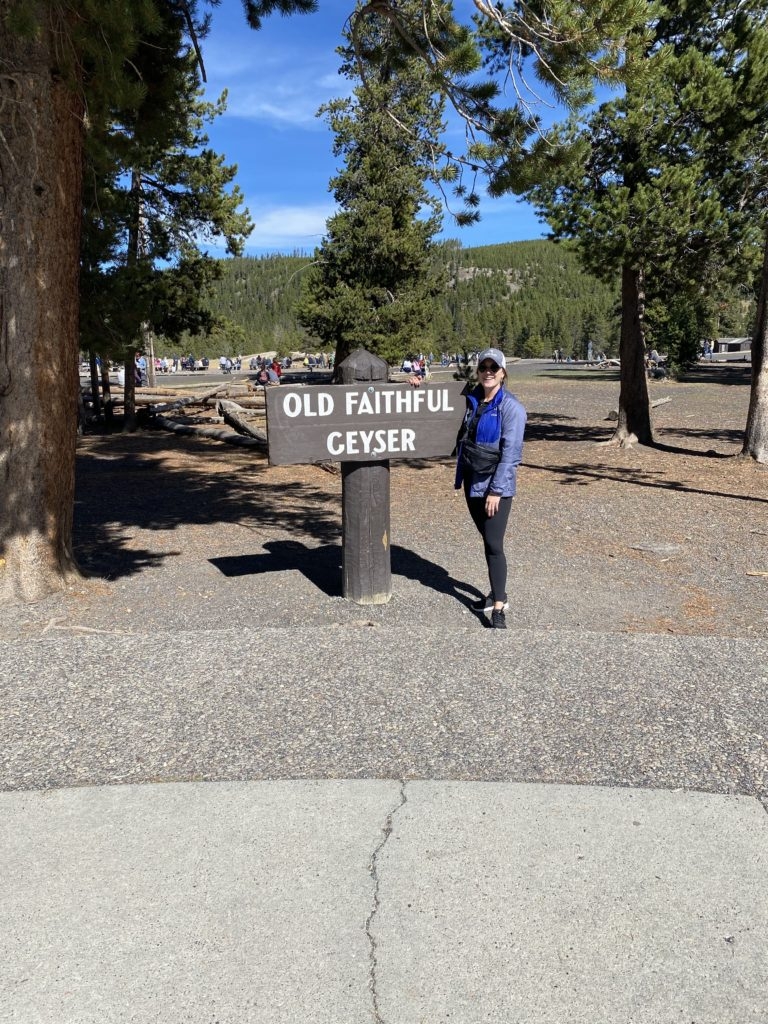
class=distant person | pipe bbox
[411,347,526,630]
[135,352,147,386]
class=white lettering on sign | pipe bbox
[283,391,335,418]
[344,388,454,416]
[326,428,416,457]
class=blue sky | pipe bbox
[200,1,550,256]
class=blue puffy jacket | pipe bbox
[455,385,527,497]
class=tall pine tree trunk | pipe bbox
[743,230,768,464]
[0,8,83,602]
[613,263,653,446]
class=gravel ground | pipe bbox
[3,360,765,641]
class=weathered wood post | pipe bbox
[337,349,391,604]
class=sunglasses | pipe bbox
[478,363,501,372]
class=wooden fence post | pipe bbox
[338,348,392,604]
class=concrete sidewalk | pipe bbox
[2,780,767,1023]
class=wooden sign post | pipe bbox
[265,348,465,605]
[338,350,392,605]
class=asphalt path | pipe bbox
[2,626,767,797]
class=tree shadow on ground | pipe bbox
[209,541,484,608]
[525,413,610,444]
[526,414,744,456]
[73,434,341,579]
[654,426,744,456]
[534,367,620,382]
[526,461,768,504]
[679,364,752,386]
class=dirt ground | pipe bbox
[6,361,768,641]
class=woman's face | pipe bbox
[477,360,505,387]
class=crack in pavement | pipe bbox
[365,780,407,1024]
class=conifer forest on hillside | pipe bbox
[183,240,627,360]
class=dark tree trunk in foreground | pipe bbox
[743,231,768,464]
[0,8,84,602]
[613,264,653,447]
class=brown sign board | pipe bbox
[265,382,467,466]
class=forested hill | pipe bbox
[201,239,620,358]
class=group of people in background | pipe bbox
[253,357,284,386]
[401,354,429,377]
[133,354,211,384]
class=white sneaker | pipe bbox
[470,594,509,614]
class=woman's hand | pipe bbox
[485,494,501,517]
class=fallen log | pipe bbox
[217,399,268,443]
[148,384,228,414]
[172,415,225,425]
[227,395,266,409]
[153,415,267,450]
[133,393,187,405]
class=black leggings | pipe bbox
[464,486,513,603]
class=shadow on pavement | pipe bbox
[210,541,484,608]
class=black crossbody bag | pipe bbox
[460,438,501,474]
[456,403,501,474]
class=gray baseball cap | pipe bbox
[476,347,506,370]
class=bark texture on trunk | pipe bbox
[743,232,768,464]
[0,7,83,602]
[614,264,653,447]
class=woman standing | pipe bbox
[455,348,526,629]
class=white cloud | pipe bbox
[246,202,337,249]
[225,89,325,128]
[202,36,346,129]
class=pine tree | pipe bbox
[512,1,766,447]
[297,1,448,371]
[0,0,316,603]
[81,3,252,427]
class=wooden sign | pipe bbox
[265,381,466,466]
